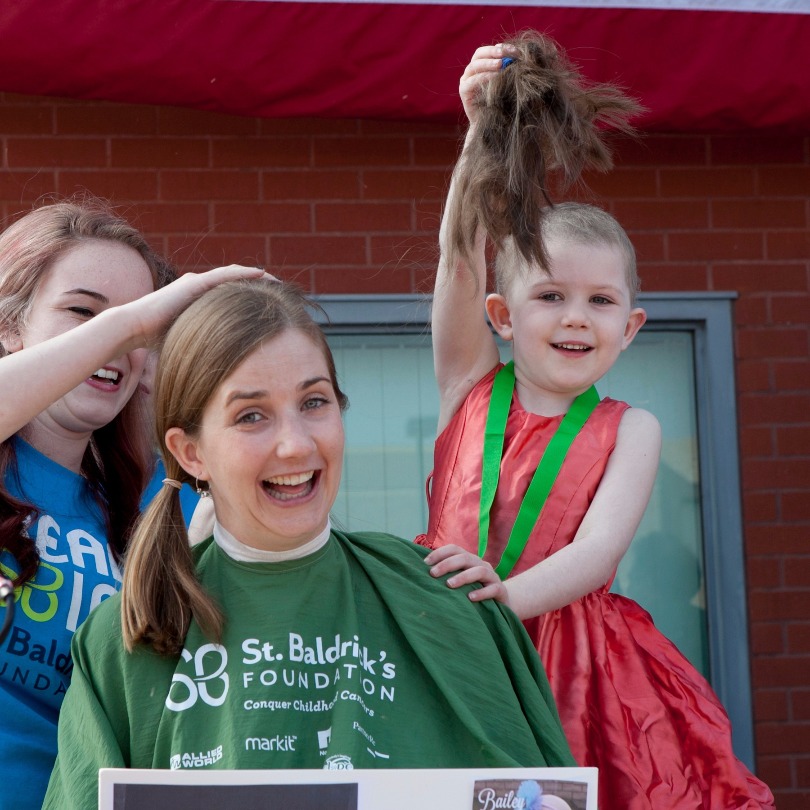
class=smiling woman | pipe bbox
[42,278,576,810]
[0,198,264,810]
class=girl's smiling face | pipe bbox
[166,329,345,552]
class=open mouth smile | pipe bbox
[262,470,317,502]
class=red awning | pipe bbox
[0,1,808,131]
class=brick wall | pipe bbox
[1,91,808,806]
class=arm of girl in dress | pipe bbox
[0,264,264,443]
[426,407,661,619]
[431,44,512,434]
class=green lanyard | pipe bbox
[479,361,601,579]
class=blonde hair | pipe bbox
[0,197,170,586]
[495,202,640,304]
[445,30,642,276]
[121,279,348,655]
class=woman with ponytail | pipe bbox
[44,277,576,809]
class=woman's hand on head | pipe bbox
[424,544,511,607]
[127,264,267,347]
[460,43,515,127]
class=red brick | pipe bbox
[785,560,810,590]
[615,135,708,167]
[747,556,782,589]
[128,203,210,235]
[262,170,360,201]
[314,137,410,168]
[736,328,809,360]
[747,525,809,555]
[790,684,810,716]
[0,104,53,135]
[787,626,810,656]
[669,231,764,262]
[157,106,259,137]
[315,202,412,233]
[777,427,810,457]
[750,622,785,654]
[660,167,756,197]
[771,295,810,326]
[782,493,810,522]
[583,168,657,198]
[734,296,769,327]
[767,231,810,261]
[739,425,774,456]
[362,169,449,200]
[797,755,810,785]
[756,721,810,754]
[755,755,791,789]
[0,170,58,203]
[744,490,778,521]
[612,199,709,230]
[772,792,810,810]
[754,688,789,721]
[715,263,808,293]
[213,202,311,234]
[112,138,210,168]
[167,235,267,272]
[7,137,107,168]
[759,166,810,196]
[58,170,159,202]
[774,360,810,391]
[270,235,366,266]
[212,138,310,169]
[626,233,665,263]
[739,394,810,425]
[713,199,807,229]
[312,265,415,294]
[711,135,806,165]
[413,136,463,167]
[640,263,709,292]
[261,118,358,136]
[360,119,454,137]
[161,170,259,201]
[749,592,810,623]
[57,104,157,135]
[369,234,436,269]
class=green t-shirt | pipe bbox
[44,531,574,808]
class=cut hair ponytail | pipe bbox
[446,30,643,274]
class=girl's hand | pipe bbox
[460,44,514,126]
[127,264,266,347]
[424,544,511,607]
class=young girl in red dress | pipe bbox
[418,33,774,810]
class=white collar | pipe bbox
[213,518,332,562]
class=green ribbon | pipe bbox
[478,361,600,579]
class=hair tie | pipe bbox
[162,478,182,490]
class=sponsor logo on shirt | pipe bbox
[169,745,223,770]
[245,734,297,752]
[165,643,229,712]
[324,754,353,770]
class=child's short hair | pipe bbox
[494,203,640,304]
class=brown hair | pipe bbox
[121,278,348,656]
[495,202,640,304]
[445,30,642,277]
[0,197,169,586]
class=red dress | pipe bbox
[419,366,774,809]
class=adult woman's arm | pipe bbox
[0,265,263,443]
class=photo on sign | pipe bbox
[113,781,358,809]
[472,778,590,810]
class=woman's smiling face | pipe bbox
[167,328,345,552]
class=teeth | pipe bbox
[94,368,120,381]
[556,343,590,351]
[265,471,314,486]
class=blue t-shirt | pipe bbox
[141,458,200,527]
[0,438,122,810]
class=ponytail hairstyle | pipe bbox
[445,30,643,277]
[121,278,348,656]
[0,197,168,586]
